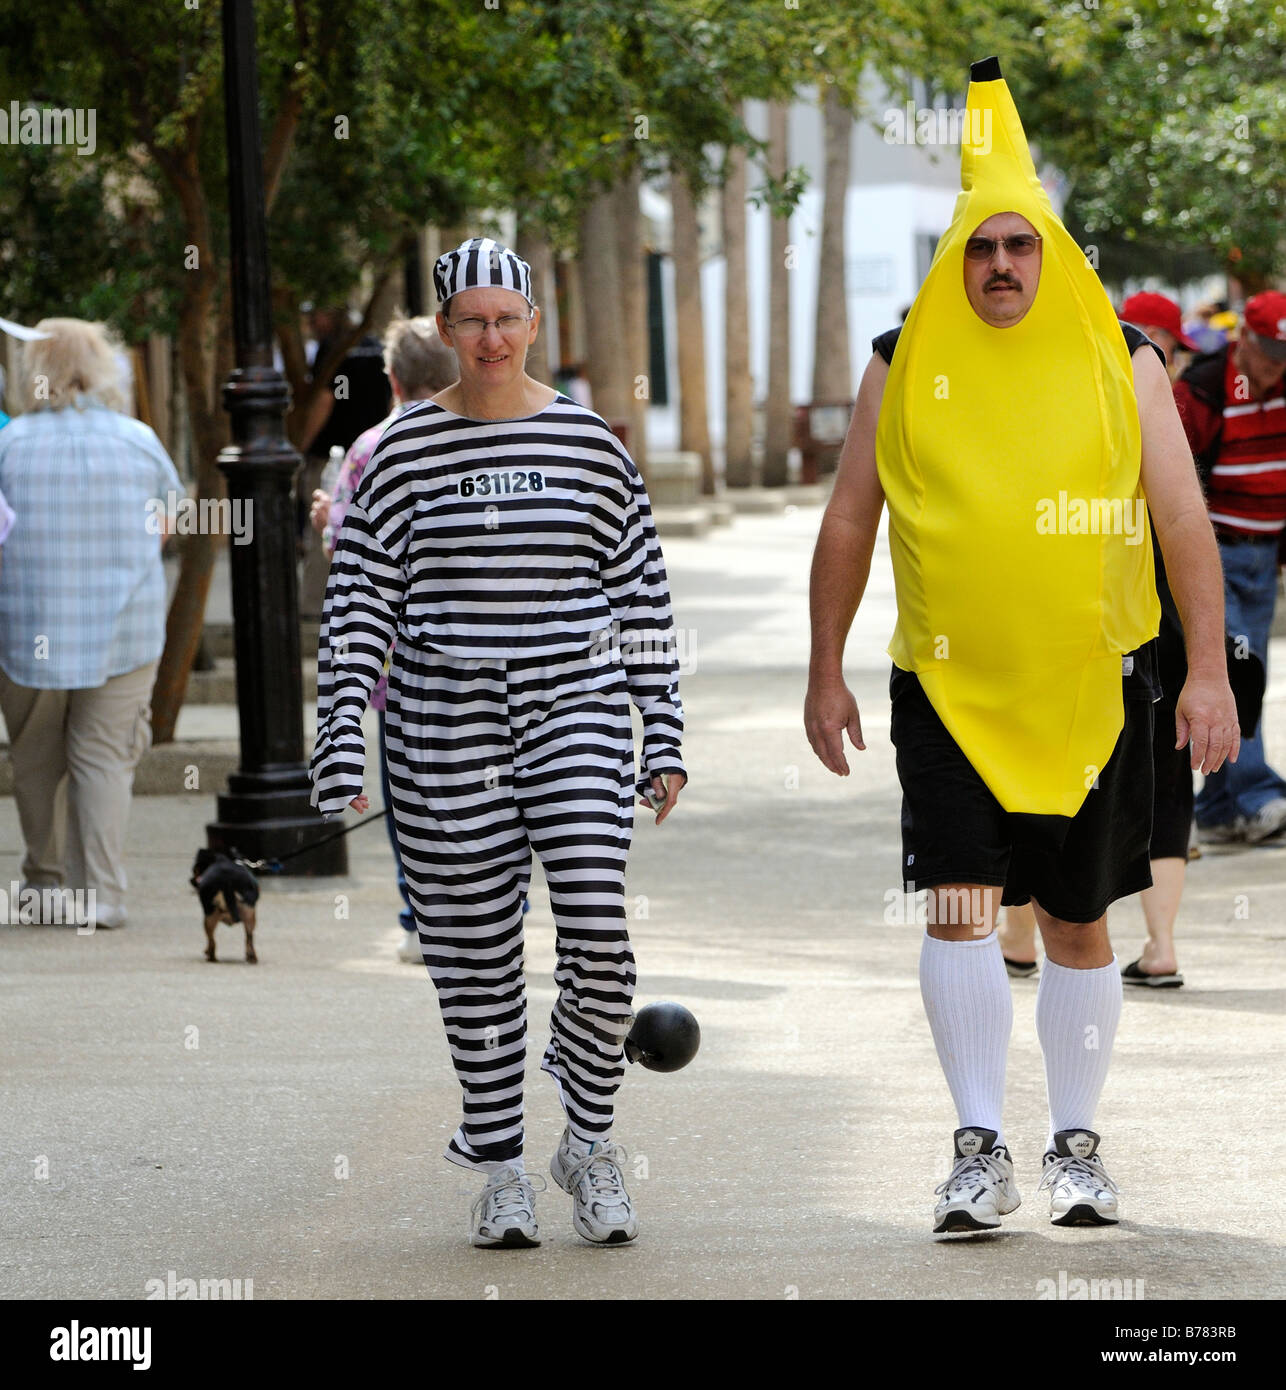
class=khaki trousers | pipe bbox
[0,661,157,920]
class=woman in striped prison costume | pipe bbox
[310,237,686,1248]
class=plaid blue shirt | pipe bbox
[0,404,182,689]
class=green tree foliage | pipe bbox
[1011,0,1285,285]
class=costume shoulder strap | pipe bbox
[871,326,902,366]
[1120,322,1167,370]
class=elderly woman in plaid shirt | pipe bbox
[0,319,181,931]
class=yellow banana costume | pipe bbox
[876,57,1160,817]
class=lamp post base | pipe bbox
[206,768,348,875]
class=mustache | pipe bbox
[984,273,1021,290]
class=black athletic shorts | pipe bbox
[890,642,1160,924]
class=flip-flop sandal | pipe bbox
[1122,958,1184,988]
[1003,956,1038,979]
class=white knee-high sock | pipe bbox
[1035,957,1122,1152]
[918,931,1012,1143]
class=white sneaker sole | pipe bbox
[1051,1200,1118,1227]
[933,1190,1020,1235]
[472,1223,541,1248]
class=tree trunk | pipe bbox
[515,220,555,385]
[579,189,631,430]
[812,84,852,410]
[763,102,793,487]
[614,167,649,474]
[150,147,225,745]
[151,301,226,744]
[722,132,753,487]
[670,163,713,494]
[149,72,312,745]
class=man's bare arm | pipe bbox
[804,352,888,774]
[1134,344,1239,772]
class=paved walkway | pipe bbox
[2,505,1283,1299]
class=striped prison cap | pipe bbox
[433,237,532,307]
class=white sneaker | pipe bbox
[397,931,421,964]
[1244,798,1286,845]
[933,1127,1021,1234]
[470,1166,546,1248]
[549,1127,638,1244]
[1038,1129,1120,1226]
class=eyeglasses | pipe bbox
[964,234,1042,261]
[447,313,532,339]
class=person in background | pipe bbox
[1183,300,1227,356]
[0,319,182,931]
[296,307,394,541]
[306,308,394,461]
[1119,292,1199,381]
[310,312,458,962]
[1175,292,1286,846]
[1208,308,1240,343]
[554,362,593,410]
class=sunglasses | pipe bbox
[964,233,1042,261]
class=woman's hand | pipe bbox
[310,489,332,535]
[640,772,685,825]
[349,794,369,813]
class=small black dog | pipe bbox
[190,849,261,963]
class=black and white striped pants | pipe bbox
[385,645,637,1171]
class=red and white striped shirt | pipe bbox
[1176,351,1286,536]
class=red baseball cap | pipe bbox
[1244,292,1286,360]
[1119,292,1199,352]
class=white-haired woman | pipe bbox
[0,319,182,930]
[310,238,686,1249]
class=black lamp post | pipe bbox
[206,0,346,874]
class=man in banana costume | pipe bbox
[805,58,1238,1233]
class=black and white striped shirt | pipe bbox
[310,392,686,815]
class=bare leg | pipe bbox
[997,901,1038,963]
[925,883,999,940]
[1137,857,1184,975]
[1031,902,1112,967]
